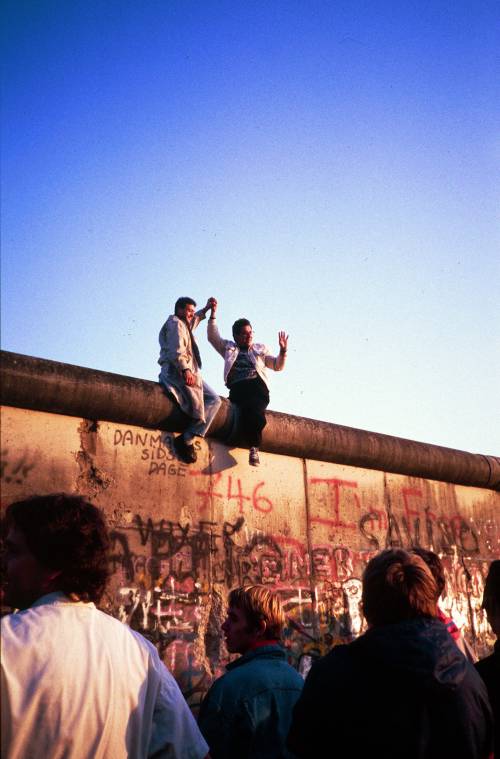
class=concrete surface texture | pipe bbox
[1,402,498,711]
[2,350,500,489]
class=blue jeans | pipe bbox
[184,382,221,442]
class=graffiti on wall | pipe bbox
[104,505,495,706]
[1,413,498,709]
[104,512,372,703]
[0,448,37,485]
[309,476,497,557]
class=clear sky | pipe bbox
[2,0,499,455]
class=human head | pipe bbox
[482,560,500,638]
[174,297,196,324]
[222,584,285,654]
[232,318,253,348]
[3,494,110,609]
[362,549,438,627]
[410,547,446,600]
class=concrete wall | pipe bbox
[2,403,498,710]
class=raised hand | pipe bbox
[205,297,217,316]
[278,331,289,353]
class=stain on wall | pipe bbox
[1,405,499,709]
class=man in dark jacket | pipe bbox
[476,560,500,754]
[287,549,493,759]
[198,585,303,758]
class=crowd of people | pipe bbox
[1,493,498,758]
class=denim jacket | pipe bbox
[198,644,303,759]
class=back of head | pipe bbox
[229,584,285,639]
[362,549,438,627]
[5,493,110,603]
[232,318,251,340]
[410,547,445,600]
[174,296,196,316]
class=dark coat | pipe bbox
[475,641,500,754]
[287,618,493,759]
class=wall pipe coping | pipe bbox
[1,350,499,491]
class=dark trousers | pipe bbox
[228,377,270,448]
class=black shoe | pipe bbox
[173,435,197,464]
[249,447,260,466]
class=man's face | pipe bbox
[177,303,195,324]
[3,526,57,610]
[221,605,258,655]
[235,325,253,349]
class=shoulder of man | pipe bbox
[160,314,178,331]
[1,608,32,641]
[229,647,302,692]
[166,315,190,337]
[199,670,240,719]
[305,644,353,686]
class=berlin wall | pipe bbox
[1,351,499,711]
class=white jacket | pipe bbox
[158,310,206,421]
[1,593,208,759]
[207,318,286,389]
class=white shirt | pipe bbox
[1,593,208,759]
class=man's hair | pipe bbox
[410,547,445,599]
[175,296,196,315]
[362,549,438,627]
[228,584,285,639]
[483,560,500,614]
[232,318,252,340]
[5,494,110,603]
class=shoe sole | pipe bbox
[174,438,197,464]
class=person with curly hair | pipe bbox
[1,493,209,759]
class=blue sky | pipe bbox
[2,0,499,454]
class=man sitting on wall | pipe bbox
[287,549,493,759]
[207,302,288,466]
[198,585,303,758]
[1,493,209,759]
[159,295,221,464]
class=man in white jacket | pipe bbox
[207,302,288,466]
[1,493,209,759]
[158,296,221,464]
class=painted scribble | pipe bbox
[1,415,498,712]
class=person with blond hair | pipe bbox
[198,585,302,758]
[287,549,492,759]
